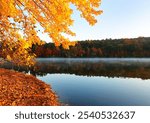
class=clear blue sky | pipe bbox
[39,0,150,42]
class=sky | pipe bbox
[39,0,150,42]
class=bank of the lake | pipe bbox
[0,68,59,106]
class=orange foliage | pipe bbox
[0,0,102,66]
[0,68,59,106]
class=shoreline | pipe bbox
[0,68,59,106]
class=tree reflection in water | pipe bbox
[1,58,150,80]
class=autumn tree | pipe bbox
[0,0,102,66]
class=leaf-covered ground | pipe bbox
[0,68,59,106]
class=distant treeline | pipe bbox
[32,37,150,58]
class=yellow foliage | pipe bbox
[6,55,11,61]
[0,0,102,66]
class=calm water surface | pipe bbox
[1,58,150,106]
[38,74,150,106]
[36,58,150,106]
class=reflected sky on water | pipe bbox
[38,73,150,106]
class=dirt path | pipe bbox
[0,68,59,106]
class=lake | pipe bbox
[1,58,150,106]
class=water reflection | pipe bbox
[1,58,150,79]
[38,74,150,106]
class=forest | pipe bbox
[31,37,150,58]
